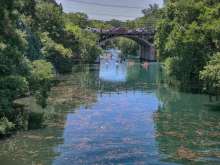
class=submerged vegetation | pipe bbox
[0,0,219,164]
[0,0,219,138]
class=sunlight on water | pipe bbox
[54,91,165,164]
[99,59,127,82]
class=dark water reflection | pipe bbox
[0,52,219,165]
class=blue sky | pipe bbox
[55,0,163,21]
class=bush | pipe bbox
[200,52,220,95]
[115,37,139,56]
[31,60,54,85]
[0,76,29,97]
[0,117,15,136]
[65,24,101,63]
[30,60,55,107]
[28,112,45,129]
[40,32,74,73]
[0,76,29,111]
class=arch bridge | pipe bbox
[93,28,156,61]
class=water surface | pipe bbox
[0,53,219,165]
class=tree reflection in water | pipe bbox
[0,57,219,165]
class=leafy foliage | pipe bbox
[66,23,102,62]
[64,12,89,29]
[200,52,220,94]
[115,37,139,57]
[35,0,64,40]
[39,32,74,73]
[0,0,103,118]
[30,60,54,86]
[155,0,220,91]
[0,0,30,111]
[0,117,15,136]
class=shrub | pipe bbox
[28,112,45,129]
[200,52,220,95]
[0,117,15,136]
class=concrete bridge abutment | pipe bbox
[140,45,156,62]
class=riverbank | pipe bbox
[0,72,97,138]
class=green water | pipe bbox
[0,55,219,165]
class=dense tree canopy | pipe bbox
[200,52,220,95]
[0,0,102,135]
[155,0,220,91]
[0,0,30,111]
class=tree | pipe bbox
[30,60,55,107]
[89,20,112,29]
[65,23,102,62]
[35,0,64,41]
[0,0,106,136]
[200,52,220,95]
[155,0,220,91]
[39,32,73,73]
[106,19,125,28]
[65,12,89,29]
[115,37,139,57]
[0,0,30,111]
[142,4,159,16]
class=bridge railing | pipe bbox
[86,27,155,34]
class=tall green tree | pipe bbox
[0,0,30,111]
[155,0,220,91]
[65,12,89,29]
[35,0,64,41]
[200,52,220,95]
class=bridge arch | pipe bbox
[99,35,152,47]
[99,34,156,61]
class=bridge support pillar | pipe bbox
[139,45,156,62]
